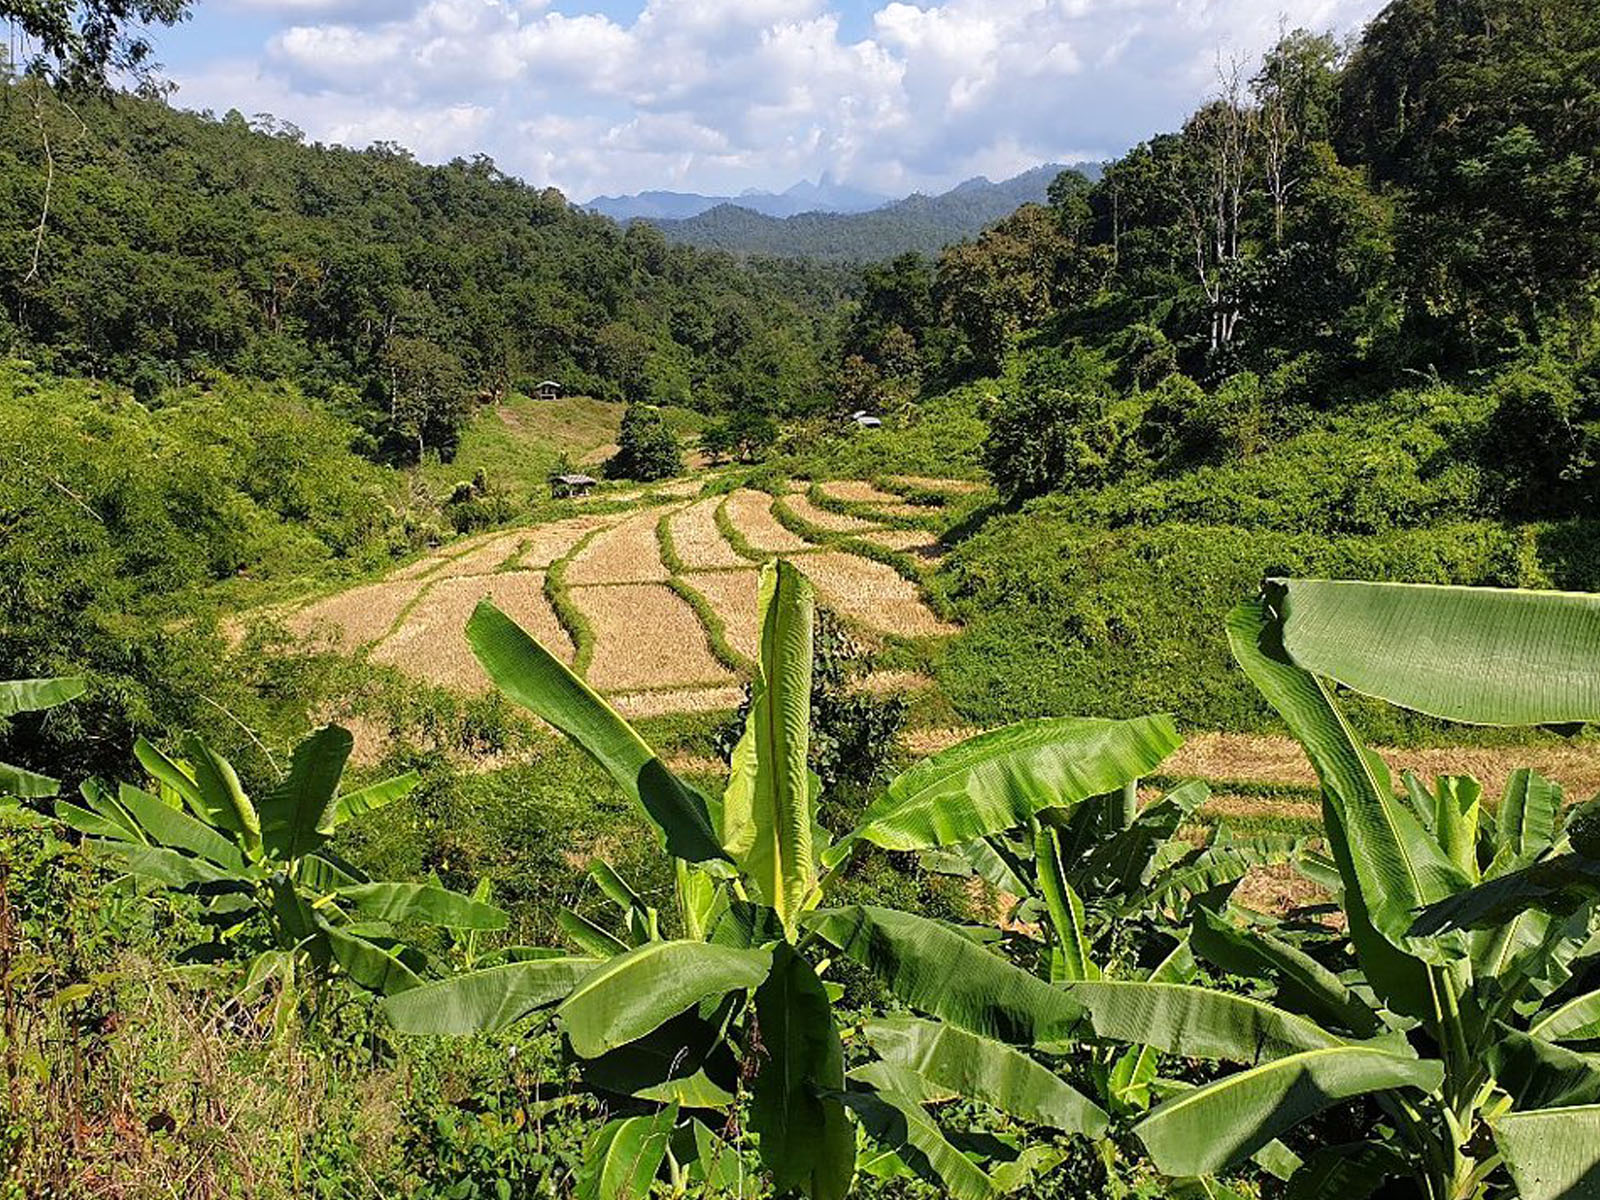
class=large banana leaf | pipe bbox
[864,1016,1107,1135]
[329,771,420,827]
[184,734,262,856]
[1191,907,1381,1037]
[835,1081,999,1200]
[578,1003,739,1108]
[722,562,816,935]
[1229,597,1458,1013]
[1533,987,1600,1043]
[0,676,86,716]
[1055,979,1347,1062]
[466,600,726,864]
[1411,853,1600,934]
[0,760,63,799]
[1034,824,1099,982]
[836,715,1181,858]
[333,882,507,930]
[108,783,245,870]
[750,943,854,1200]
[1269,578,1600,725]
[576,1103,678,1200]
[558,940,773,1058]
[1493,1104,1600,1200]
[1487,1026,1600,1110]
[87,839,237,888]
[323,924,422,995]
[258,725,352,859]
[385,957,599,1033]
[1134,1045,1444,1175]
[809,905,1085,1045]
[1494,769,1562,873]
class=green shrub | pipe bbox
[605,404,682,481]
[1485,355,1598,515]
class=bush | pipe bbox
[1485,356,1597,515]
[983,351,1135,501]
[605,404,681,481]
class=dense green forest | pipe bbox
[0,85,851,460]
[5,0,1600,1196]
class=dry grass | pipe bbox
[287,580,427,649]
[799,551,957,637]
[722,489,812,552]
[1170,732,1600,799]
[670,498,749,569]
[1233,862,1337,921]
[651,478,705,498]
[610,685,747,719]
[785,492,882,532]
[371,572,571,691]
[821,480,905,506]
[564,507,677,584]
[571,582,733,690]
[387,553,453,581]
[885,475,985,495]
[513,514,619,568]
[680,569,764,660]
[861,528,944,559]
[857,670,935,696]
[818,480,925,519]
[436,530,527,577]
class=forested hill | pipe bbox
[646,164,1092,259]
[0,90,853,462]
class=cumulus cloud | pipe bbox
[170,0,1387,201]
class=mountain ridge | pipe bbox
[629,163,1100,260]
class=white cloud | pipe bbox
[170,0,1389,201]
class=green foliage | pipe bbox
[1484,357,1599,516]
[51,724,509,1030]
[0,80,840,440]
[983,350,1135,501]
[1172,581,1600,1199]
[0,1,193,90]
[605,404,681,481]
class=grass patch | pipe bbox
[544,527,603,676]
[654,508,687,575]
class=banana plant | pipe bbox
[384,559,1182,1199]
[53,724,504,1028]
[1,676,86,800]
[822,579,1600,1200]
[1137,577,1600,1200]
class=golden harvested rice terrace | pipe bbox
[279,477,957,709]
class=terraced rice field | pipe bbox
[572,582,733,690]
[801,551,957,637]
[372,572,572,690]
[722,489,812,553]
[565,507,680,585]
[678,568,764,660]
[783,492,882,533]
[670,498,750,569]
[288,579,428,649]
[274,478,961,714]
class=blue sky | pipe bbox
[152,0,1388,202]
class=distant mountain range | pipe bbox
[586,163,1101,260]
[585,176,892,222]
